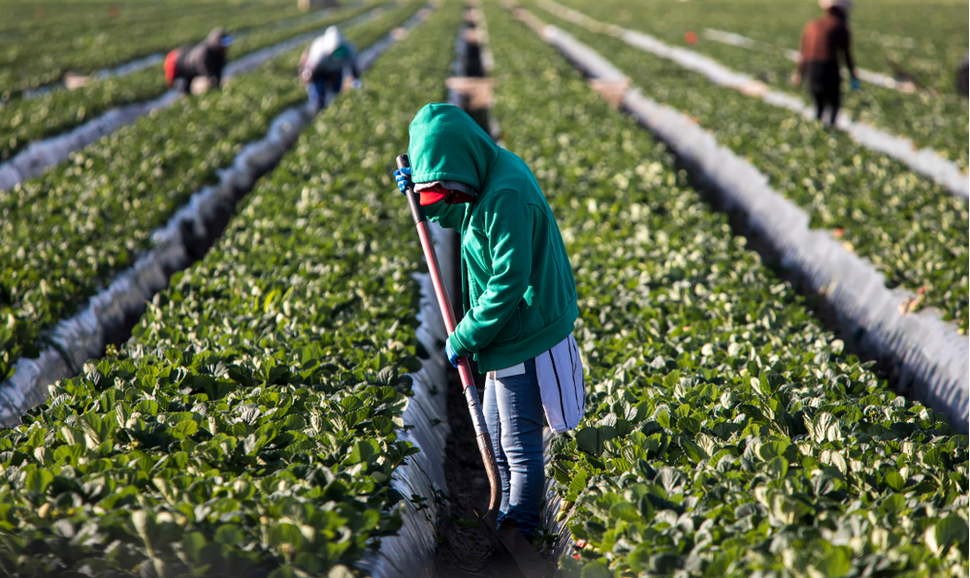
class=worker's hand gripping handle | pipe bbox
[396,155,426,226]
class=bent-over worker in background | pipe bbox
[394,103,586,541]
[792,0,859,125]
[164,27,233,94]
[299,26,361,109]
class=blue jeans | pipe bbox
[307,72,342,108]
[482,359,544,537]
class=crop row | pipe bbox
[0,0,307,98]
[0,1,425,386]
[532,6,969,334]
[0,2,380,164]
[566,0,966,96]
[551,0,970,172]
[0,1,459,574]
[482,3,968,576]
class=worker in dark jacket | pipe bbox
[394,104,585,539]
[164,27,233,94]
[792,0,858,125]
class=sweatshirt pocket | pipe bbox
[496,287,542,347]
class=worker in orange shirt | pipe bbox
[792,0,859,125]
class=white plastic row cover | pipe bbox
[519,7,968,432]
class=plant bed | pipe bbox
[0,2,460,574]
[530,5,970,336]
[547,0,970,172]
[0,0,306,99]
[484,3,968,576]
[0,1,426,388]
[0,1,383,164]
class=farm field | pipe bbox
[1,0,306,97]
[0,0,966,576]
[0,0,424,383]
[0,1,458,574]
[532,3,970,333]
[550,0,970,171]
[0,1,382,163]
[484,2,967,575]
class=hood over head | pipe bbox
[407,103,499,195]
[318,26,347,55]
[819,0,853,11]
[206,27,229,46]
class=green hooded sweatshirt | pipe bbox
[407,103,578,373]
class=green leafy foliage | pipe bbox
[0,0,304,98]
[550,0,969,170]
[486,3,969,576]
[0,2,381,163]
[536,5,969,333]
[0,1,459,574]
[0,0,424,383]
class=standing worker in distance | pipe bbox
[164,27,233,94]
[394,103,585,540]
[792,0,859,125]
[299,26,361,109]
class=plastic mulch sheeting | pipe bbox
[16,2,368,100]
[0,102,314,427]
[0,90,181,191]
[356,225,452,578]
[701,28,919,94]
[517,10,968,432]
[538,0,970,199]
[0,3,391,192]
[0,8,436,427]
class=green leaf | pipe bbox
[609,501,641,523]
[927,515,969,555]
[581,560,611,578]
[679,437,708,462]
[883,471,904,492]
[566,468,589,502]
[814,546,852,577]
[25,468,53,495]
[170,420,199,440]
[766,456,788,478]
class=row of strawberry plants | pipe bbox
[0,1,424,384]
[0,0,305,98]
[533,6,969,334]
[568,0,967,95]
[550,0,970,172]
[0,1,380,164]
[483,3,968,576]
[0,2,459,574]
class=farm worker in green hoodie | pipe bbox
[395,103,585,538]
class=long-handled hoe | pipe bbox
[397,155,555,578]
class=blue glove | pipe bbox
[394,166,411,194]
[445,339,460,368]
[851,77,861,91]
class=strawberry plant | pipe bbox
[535,7,970,334]
[484,3,968,576]
[0,1,459,574]
[0,2,381,163]
[0,0,425,383]
[0,0,305,98]
[545,0,969,171]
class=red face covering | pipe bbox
[418,184,476,206]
